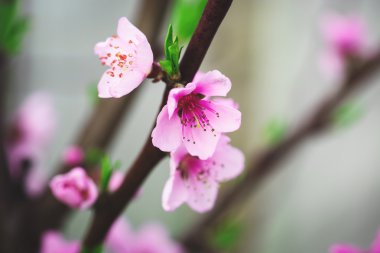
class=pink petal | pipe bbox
[193,70,231,97]
[212,97,239,109]
[151,106,182,152]
[187,175,219,213]
[329,244,363,253]
[134,39,153,77]
[106,218,134,253]
[167,83,196,119]
[203,100,241,133]
[370,231,380,253]
[98,70,145,98]
[41,231,80,253]
[117,17,146,43]
[162,172,188,212]
[133,223,184,253]
[169,145,189,174]
[212,135,245,182]
[183,124,221,160]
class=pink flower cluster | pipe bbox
[41,219,182,253]
[94,17,245,213]
[330,231,380,253]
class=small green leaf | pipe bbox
[84,148,105,166]
[211,217,244,251]
[263,119,287,145]
[100,155,112,191]
[171,0,207,42]
[160,24,182,80]
[332,101,363,128]
[159,59,173,76]
[164,24,173,59]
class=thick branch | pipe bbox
[82,0,234,250]
[181,51,380,252]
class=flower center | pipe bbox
[177,94,218,144]
[100,36,137,79]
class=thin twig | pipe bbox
[81,0,234,250]
[181,51,380,253]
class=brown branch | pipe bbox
[81,0,234,250]
[181,51,380,252]
[179,0,232,83]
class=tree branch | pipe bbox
[179,0,232,83]
[81,0,234,250]
[181,51,380,252]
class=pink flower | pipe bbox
[152,70,241,159]
[320,13,368,80]
[49,167,98,209]
[321,14,367,57]
[329,231,380,253]
[162,135,244,212]
[106,219,183,253]
[62,146,84,166]
[13,92,56,146]
[95,17,153,98]
[41,231,80,253]
[7,92,56,196]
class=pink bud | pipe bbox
[63,146,84,166]
[50,167,98,209]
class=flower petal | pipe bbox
[117,17,146,42]
[329,244,363,253]
[162,172,188,212]
[183,125,221,160]
[370,231,380,253]
[167,83,196,119]
[170,145,188,174]
[134,39,153,76]
[187,175,219,213]
[193,70,231,97]
[203,100,241,133]
[98,69,145,98]
[211,135,244,182]
[151,106,182,152]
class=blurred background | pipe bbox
[4,0,380,252]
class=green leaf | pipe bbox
[0,0,28,54]
[171,0,207,42]
[263,119,287,145]
[164,24,173,59]
[332,101,363,128]
[160,24,182,80]
[159,59,173,76]
[211,218,244,251]
[80,245,103,253]
[99,155,122,192]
